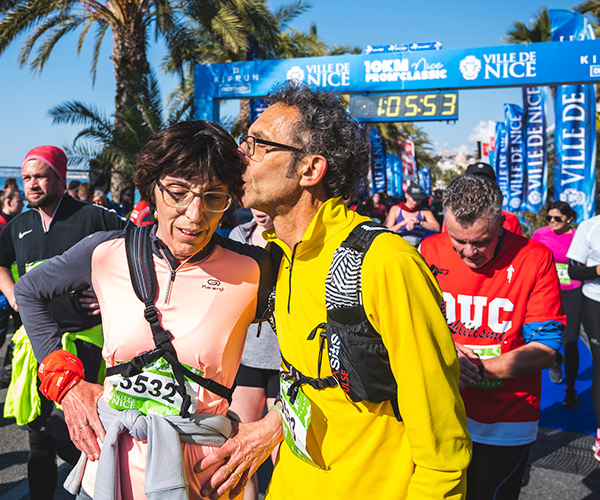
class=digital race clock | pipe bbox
[349,91,458,122]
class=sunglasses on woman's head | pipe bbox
[546,215,566,222]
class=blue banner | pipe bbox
[418,166,432,196]
[494,121,510,210]
[194,39,600,120]
[550,9,597,221]
[249,98,269,123]
[385,153,395,197]
[391,154,403,197]
[369,126,387,195]
[505,104,525,211]
[521,86,547,212]
[386,153,403,197]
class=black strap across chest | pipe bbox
[105,225,233,417]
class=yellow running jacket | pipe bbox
[265,197,471,500]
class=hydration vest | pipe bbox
[105,225,233,418]
[281,221,401,421]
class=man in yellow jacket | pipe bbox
[198,82,471,499]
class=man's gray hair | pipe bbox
[443,175,503,225]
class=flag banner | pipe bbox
[550,9,597,221]
[385,153,395,197]
[401,140,416,191]
[393,154,403,197]
[418,165,432,196]
[521,86,547,212]
[505,104,525,212]
[494,121,510,210]
[249,98,269,123]
[480,120,497,165]
[369,126,387,195]
[386,153,403,197]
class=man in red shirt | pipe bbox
[420,174,565,500]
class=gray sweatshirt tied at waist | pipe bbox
[65,398,236,500]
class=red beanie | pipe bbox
[21,146,68,187]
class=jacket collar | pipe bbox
[264,197,357,257]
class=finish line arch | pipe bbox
[194,39,600,121]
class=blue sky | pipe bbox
[0,0,582,168]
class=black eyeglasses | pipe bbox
[156,180,233,212]
[546,215,566,222]
[238,135,302,162]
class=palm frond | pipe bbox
[29,17,84,74]
[89,20,109,84]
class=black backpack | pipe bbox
[282,221,401,420]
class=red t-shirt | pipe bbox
[420,230,565,445]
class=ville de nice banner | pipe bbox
[194,38,600,220]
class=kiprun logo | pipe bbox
[459,55,482,80]
[286,65,305,83]
[201,278,224,292]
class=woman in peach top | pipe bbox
[15,121,276,499]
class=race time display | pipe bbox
[349,91,458,122]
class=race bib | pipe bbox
[108,357,202,416]
[556,263,571,285]
[465,344,504,389]
[279,374,319,468]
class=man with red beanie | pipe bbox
[0,145,127,500]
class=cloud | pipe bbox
[468,120,495,144]
[456,144,471,155]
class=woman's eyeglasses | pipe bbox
[156,180,233,212]
[546,215,566,222]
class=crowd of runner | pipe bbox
[0,82,599,500]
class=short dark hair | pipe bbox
[266,81,368,199]
[134,121,243,205]
[548,201,577,222]
[443,175,503,226]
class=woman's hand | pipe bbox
[403,218,420,231]
[196,408,283,499]
[60,379,105,461]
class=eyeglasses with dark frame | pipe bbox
[155,180,233,212]
[546,215,567,223]
[238,135,302,162]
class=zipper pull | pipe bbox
[164,268,176,304]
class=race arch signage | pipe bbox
[194,39,600,121]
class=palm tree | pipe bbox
[163,1,329,133]
[504,7,551,43]
[49,70,187,191]
[576,1,600,37]
[0,0,275,198]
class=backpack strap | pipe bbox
[324,221,402,421]
[106,226,233,416]
[282,221,401,420]
[326,221,393,320]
